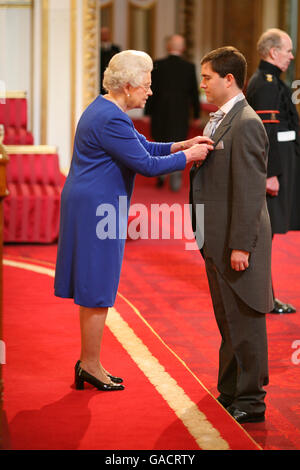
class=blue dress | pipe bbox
[54,95,186,307]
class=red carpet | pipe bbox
[3,258,259,451]
[2,170,300,450]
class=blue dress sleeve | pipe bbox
[99,115,186,177]
[134,130,174,156]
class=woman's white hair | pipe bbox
[103,50,153,92]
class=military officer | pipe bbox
[247,28,300,314]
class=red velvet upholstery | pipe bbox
[3,126,34,145]
[4,147,62,243]
[0,95,34,145]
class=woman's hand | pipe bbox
[171,136,214,153]
[184,143,214,165]
[184,135,214,149]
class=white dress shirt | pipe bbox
[216,92,245,130]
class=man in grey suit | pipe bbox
[190,47,273,423]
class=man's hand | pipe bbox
[231,250,250,271]
[266,176,279,196]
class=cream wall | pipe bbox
[32,0,42,144]
[48,0,71,169]
[32,0,75,170]
[113,0,176,60]
[33,0,98,171]
[110,0,177,119]
[0,0,98,171]
[0,4,32,123]
[154,0,177,59]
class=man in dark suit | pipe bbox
[246,28,300,314]
[190,47,273,423]
[145,35,200,191]
[100,27,120,94]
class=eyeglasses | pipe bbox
[140,83,152,92]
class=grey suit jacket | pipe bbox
[190,98,273,313]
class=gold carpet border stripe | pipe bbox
[4,258,55,277]
[3,254,57,268]
[3,258,228,450]
[117,292,212,393]
[117,292,262,451]
[3,257,261,450]
[107,307,229,450]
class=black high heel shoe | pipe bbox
[75,363,124,391]
[75,360,123,384]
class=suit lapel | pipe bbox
[212,98,247,144]
[191,98,248,180]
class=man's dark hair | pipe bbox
[201,46,247,90]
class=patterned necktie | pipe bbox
[203,109,225,137]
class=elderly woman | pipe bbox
[54,50,213,392]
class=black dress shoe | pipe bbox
[75,363,124,391]
[270,298,296,314]
[217,395,233,408]
[75,360,123,384]
[227,405,265,423]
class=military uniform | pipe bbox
[246,60,300,234]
